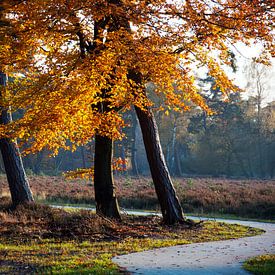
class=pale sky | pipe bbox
[231,42,275,105]
[194,42,275,105]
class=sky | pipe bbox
[231,43,275,105]
[194,42,275,105]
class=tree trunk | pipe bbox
[130,110,139,176]
[174,143,183,177]
[33,150,45,174]
[0,72,34,206]
[170,119,177,175]
[80,146,87,169]
[120,141,127,172]
[135,106,186,224]
[94,135,121,220]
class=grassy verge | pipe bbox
[0,202,264,274]
[39,199,275,223]
[187,212,275,224]
[243,254,275,275]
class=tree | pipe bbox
[263,102,275,178]
[94,135,121,219]
[128,69,186,223]
[0,72,34,206]
[1,0,273,222]
[245,61,271,177]
[135,105,185,224]
[129,110,139,176]
[186,79,275,179]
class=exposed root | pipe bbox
[183,218,204,228]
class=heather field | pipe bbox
[0,175,274,219]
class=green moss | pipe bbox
[0,221,263,274]
[243,254,275,275]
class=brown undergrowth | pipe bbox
[0,200,264,274]
[0,200,198,243]
[0,175,274,218]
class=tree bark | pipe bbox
[135,106,186,224]
[130,110,139,176]
[120,141,127,171]
[170,119,177,175]
[94,135,121,219]
[0,72,34,206]
[33,150,45,174]
[174,143,183,177]
[80,146,87,169]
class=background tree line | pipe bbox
[5,80,274,179]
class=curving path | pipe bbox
[113,218,275,275]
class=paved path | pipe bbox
[113,218,275,274]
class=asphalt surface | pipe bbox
[113,218,275,275]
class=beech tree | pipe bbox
[0,72,34,206]
[0,0,273,222]
[0,7,34,206]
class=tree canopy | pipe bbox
[0,0,274,153]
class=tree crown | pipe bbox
[0,0,274,153]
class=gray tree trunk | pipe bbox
[130,110,139,176]
[135,105,186,224]
[0,72,34,206]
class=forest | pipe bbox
[10,76,275,180]
[17,93,275,179]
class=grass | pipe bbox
[0,201,264,274]
[40,200,275,223]
[187,212,275,224]
[243,254,275,275]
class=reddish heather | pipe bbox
[0,175,274,218]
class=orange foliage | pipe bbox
[64,157,126,179]
[112,157,127,172]
[64,168,94,180]
[0,0,273,154]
